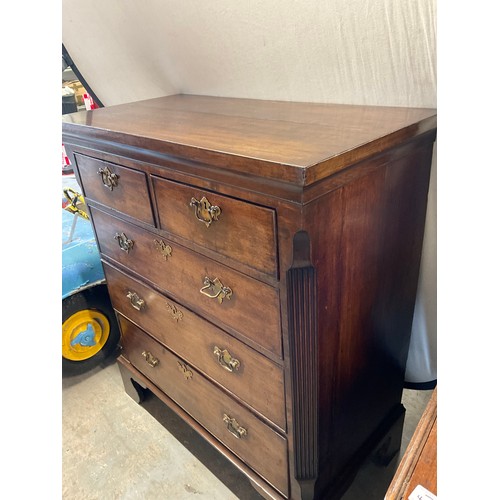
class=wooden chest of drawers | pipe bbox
[62,94,436,500]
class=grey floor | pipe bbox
[62,357,433,500]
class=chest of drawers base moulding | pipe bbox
[62,93,437,500]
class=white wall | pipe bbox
[62,0,436,108]
[63,0,437,382]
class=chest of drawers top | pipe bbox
[62,94,436,189]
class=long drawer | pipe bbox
[104,262,286,429]
[91,206,282,358]
[152,175,278,277]
[119,315,288,496]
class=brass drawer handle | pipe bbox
[127,291,145,311]
[142,351,158,368]
[154,239,172,260]
[177,362,193,380]
[98,165,119,191]
[166,302,183,322]
[115,232,134,253]
[223,414,247,439]
[200,277,232,304]
[190,196,221,227]
[213,347,240,372]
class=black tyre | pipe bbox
[62,284,120,376]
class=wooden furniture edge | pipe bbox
[385,387,437,499]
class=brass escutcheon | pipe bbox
[166,302,183,322]
[154,239,172,260]
[200,277,232,304]
[222,414,247,439]
[142,351,158,368]
[98,165,119,191]
[190,196,221,227]
[213,346,240,372]
[177,362,193,380]
[127,291,145,311]
[115,232,134,253]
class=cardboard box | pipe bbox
[63,80,86,107]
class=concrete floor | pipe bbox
[62,357,433,500]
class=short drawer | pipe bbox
[74,153,154,225]
[152,176,278,277]
[104,262,286,429]
[91,207,282,358]
[119,316,288,496]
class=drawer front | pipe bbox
[119,316,288,495]
[104,262,286,428]
[74,153,154,225]
[152,176,277,277]
[91,207,282,357]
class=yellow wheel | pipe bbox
[62,285,120,376]
[62,309,110,361]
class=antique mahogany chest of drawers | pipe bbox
[62,95,436,500]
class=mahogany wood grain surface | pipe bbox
[385,388,437,499]
[117,357,286,500]
[310,142,434,487]
[63,94,436,186]
[103,261,286,429]
[152,175,278,277]
[62,94,437,500]
[119,315,288,495]
[90,206,282,358]
[74,153,155,226]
